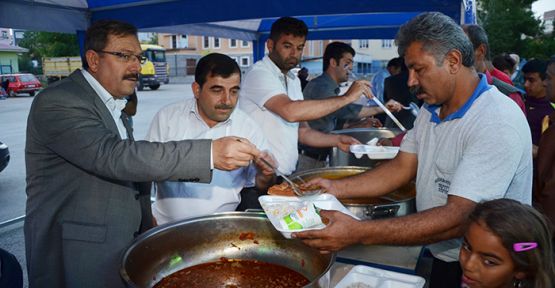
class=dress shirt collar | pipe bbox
[81,69,127,113]
[188,99,233,128]
[321,72,341,94]
[262,55,297,80]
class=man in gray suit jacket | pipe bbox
[25,20,261,288]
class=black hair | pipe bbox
[322,42,355,72]
[194,53,241,87]
[462,24,491,61]
[387,57,407,72]
[522,59,547,80]
[492,53,517,73]
[83,19,138,70]
[269,17,308,42]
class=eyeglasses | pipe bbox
[95,50,146,64]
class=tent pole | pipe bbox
[253,35,268,62]
[77,30,86,64]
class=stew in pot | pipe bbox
[153,258,309,288]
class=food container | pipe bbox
[334,265,425,288]
[259,194,359,239]
[350,145,400,160]
[330,128,402,167]
[291,167,416,220]
[120,212,334,288]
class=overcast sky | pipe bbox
[532,0,555,18]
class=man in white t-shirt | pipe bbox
[293,13,532,287]
[239,17,372,175]
[146,53,276,224]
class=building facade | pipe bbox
[0,28,28,74]
[158,34,254,77]
[544,10,554,34]
[156,33,398,78]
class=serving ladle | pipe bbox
[349,71,407,132]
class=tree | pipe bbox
[17,31,80,74]
[477,0,543,58]
[520,17,555,59]
[147,34,159,45]
[18,31,80,58]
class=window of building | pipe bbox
[381,39,393,48]
[203,36,210,49]
[359,40,369,49]
[213,37,220,48]
[241,40,249,47]
[230,39,237,48]
[171,35,177,49]
[180,35,188,48]
[231,56,239,63]
[1,31,7,39]
[240,56,250,67]
[171,34,188,48]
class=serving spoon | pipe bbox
[349,71,407,132]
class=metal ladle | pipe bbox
[349,71,407,132]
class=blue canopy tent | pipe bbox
[0,0,477,61]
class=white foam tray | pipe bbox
[350,145,399,160]
[334,265,425,288]
[259,194,359,239]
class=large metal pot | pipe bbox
[120,212,334,287]
[330,128,402,168]
[291,167,415,220]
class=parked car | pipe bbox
[1,73,42,97]
[0,141,9,173]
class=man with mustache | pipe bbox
[239,17,369,175]
[25,20,261,288]
[293,12,531,287]
[145,53,276,224]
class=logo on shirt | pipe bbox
[435,178,451,195]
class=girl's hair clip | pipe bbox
[513,242,538,252]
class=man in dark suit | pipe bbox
[24,20,260,288]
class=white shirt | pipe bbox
[145,98,269,224]
[81,69,128,139]
[401,76,532,261]
[238,56,304,175]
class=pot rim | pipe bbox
[120,211,336,288]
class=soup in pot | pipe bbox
[153,258,310,288]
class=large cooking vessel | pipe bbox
[291,167,415,220]
[330,128,402,167]
[121,212,334,287]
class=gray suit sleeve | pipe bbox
[27,85,212,183]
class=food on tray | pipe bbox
[268,182,295,196]
[267,182,323,196]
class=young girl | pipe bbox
[459,199,555,288]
